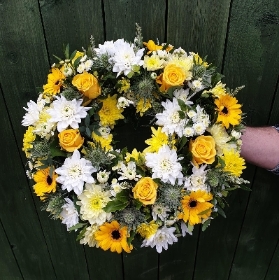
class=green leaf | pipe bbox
[198,208,211,216]
[64,43,70,59]
[178,110,185,119]
[133,198,143,210]
[53,54,62,62]
[177,98,187,111]
[115,189,130,202]
[73,56,82,68]
[68,222,87,232]
[50,140,67,157]
[239,184,252,191]
[127,230,136,246]
[76,226,87,241]
[217,206,226,218]
[202,219,211,231]
[178,136,188,151]
[69,50,77,61]
[85,114,90,127]
[103,199,129,213]
[86,127,91,137]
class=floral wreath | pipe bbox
[22,25,249,254]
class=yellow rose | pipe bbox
[72,72,101,99]
[58,129,84,152]
[157,64,186,92]
[132,177,158,205]
[189,135,216,166]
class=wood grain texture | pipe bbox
[39,0,104,61]
[0,220,23,280]
[167,0,231,69]
[0,86,56,279]
[103,0,166,42]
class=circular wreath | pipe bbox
[22,25,249,254]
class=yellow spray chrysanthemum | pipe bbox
[23,126,36,157]
[215,94,242,129]
[144,127,176,153]
[221,149,246,177]
[143,55,164,71]
[117,78,130,93]
[178,190,213,225]
[136,98,152,116]
[98,94,124,127]
[33,167,58,199]
[211,81,227,97]
[94,220,133,253]
[92,132,113,151]
[143,40,163,54]
[125,148,140,162]
[137,221,159,239]
[43,68,65,95]
[193,53,209,67]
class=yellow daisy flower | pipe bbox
[136,98,152,116]
[33,167,58,199]
[43,68,65,95]
[221,149,246,177]
[215,94,242,129]
[144,127,175,153]
[22,126,36,157]
[178,190,213,225]
[98,94,124,127]
[94,220,133,253]
[137,221,159,239]
[92,132,113,151]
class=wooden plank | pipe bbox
[167,0,231,68]
[0,220,23,280]
[123,239,158,280]
[0,0,90,279]
[39,0,105,61]
[104,0,166,42]
[265,241,279,280]
[159,228,199,280]
[84,247,123,280]
[0,86,56,279]
[229,169,279,280]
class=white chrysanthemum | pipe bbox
[80,55,87,62]
[108,39,144,77]
[77,183,111,225]
[97,170,110,184]
[141,226,178,253]
[33,107,55,138]
[184,164,209,192]
[155,98,186,137]
[110,178,126,197]
[117,97,134,109]
[181,221,193,237]
[152,204,170,221]
[98,126,111,138]
[145,145,183,185]
[231,129,242,139]
[55,150,96,195]
[60,198,79,231]
[77,63,86,73]
[84,59,93,71]
[207,124,235,155]
[47,96,91,132]
[80,224,99,247]
[95,40,115,57]
[22,100,42,126]
[193,122,207,135]
[188,79,205,92]
[118,161,141,181]
[187,109,197,119]
[143,54,165,71]
[183,126,195,137]
[193,105,210,127]
[173,88,193,106]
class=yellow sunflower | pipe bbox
[94,220,133,253]
[215,94,242,129]
[33,167,58,199]
[98,94,124,127]
[43,68,65,95]
[178,190,213,225]
[221,149,246,177]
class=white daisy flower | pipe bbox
[97,170,110,184]
[77,63,86,73]
[155,98,186,137]
[152,204,170,221]
[184,164,208,192]
[117,96,134,109]
[193,122,207,135]
[183,126,195,137]
[173,88,193,106]
[60,198,79,231]
[55,150,96,195]
[84,59,93,71]
[118,161,141,181]
[145,145,183,185]
[141,226,178,253]
[77,183,111,225]
[47,96,90,132]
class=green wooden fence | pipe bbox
[1,0,279,279]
